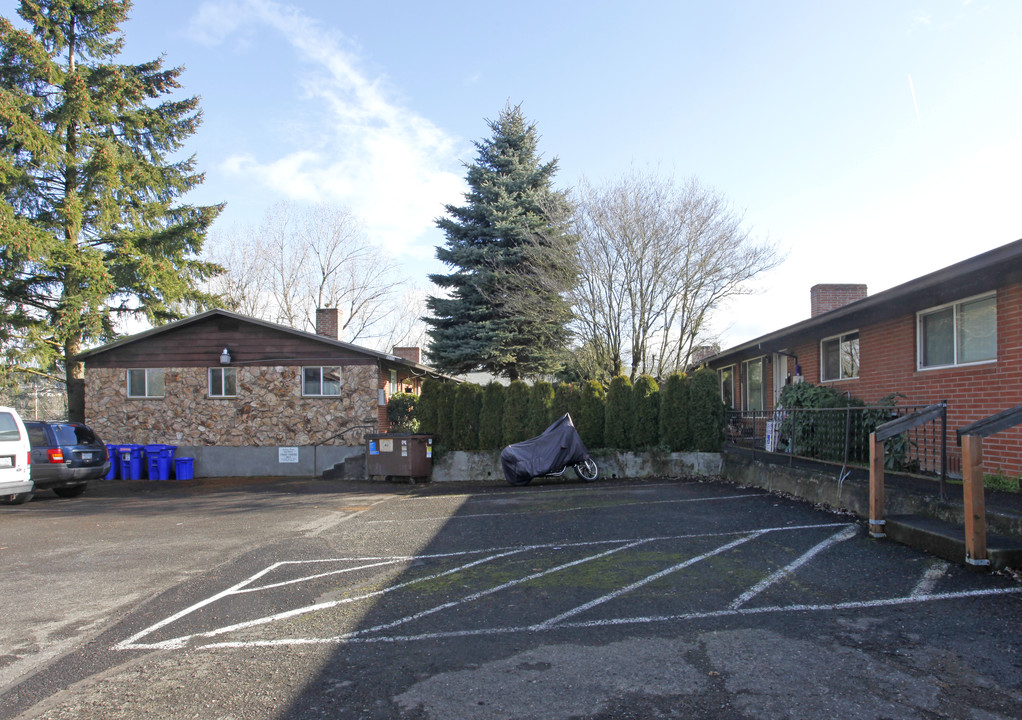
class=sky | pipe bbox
[5,0,1021,350]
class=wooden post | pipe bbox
[869,432,885,538]
[961,434,989,566]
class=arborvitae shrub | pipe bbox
[604,375,633,449]
[452,383,483,450]
[631,375,660,449]
[552,382,580,422]
[503,380,532,445]
[659,373,691,451]
[436,380,459,449]
[528,381,555,435]
[417,378,442,436]
[577,380,606,449]
[689,367,725,451]
[386,392,419,433]
[478,382,506,450]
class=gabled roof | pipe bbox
[77,308,450,378]
[707,237,1022,366]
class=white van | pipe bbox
[0,406,34,504]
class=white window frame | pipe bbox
[917,292,997,371]
[742,356,767,412]
[820,331,859,382]
[389,369,399,396]
[302,366,342,397]
[208,367,238,398]
[718,365,735,409]
[126,368,165,398]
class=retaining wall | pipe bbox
[431,450,722,483]
[721,449,1022,539]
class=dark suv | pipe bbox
[25,421,110,498]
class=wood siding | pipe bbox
[84,316,377,369]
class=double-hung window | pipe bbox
[918,293,996,369]
[821,331,859,381]
[209,367,237,398]
[742,357,766,411]
[127,369,165,398]
[303,366,342,396]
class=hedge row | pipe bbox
[410,368,725,453]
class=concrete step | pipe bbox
[885,514,1022,571]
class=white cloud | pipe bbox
[192,0,465,258]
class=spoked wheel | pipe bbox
[574,458,598,482]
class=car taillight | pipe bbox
[47,448,64,463]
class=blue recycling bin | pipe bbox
[105,445,119,480]
[119,445,143,481]
[158,446,176,480]
[174,457,194,481]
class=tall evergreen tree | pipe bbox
[425,104,576,381]
[0,1,222,420]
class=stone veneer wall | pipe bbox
[85,365,378,447]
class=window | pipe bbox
[127,369,165,398]
[821,331,859,381]
[743,357,766,411]
[718,366,735,409]
[303,366,341,396]
[209,367,238,398]
[918,293,996,369]
[389,369,399,395]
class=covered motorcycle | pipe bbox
[500,413,598,486]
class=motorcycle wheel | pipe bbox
[574,458,598,482]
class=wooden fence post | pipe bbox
[961,434,989,566]
[869,432,885,538]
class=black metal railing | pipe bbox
[725,403,958,479]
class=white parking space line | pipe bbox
[199,587,1022,650]
[535,531,767,629]
[728,524,859,610]
[368,494,764,523]
[911,560,951,597]
[116,518,1022,653]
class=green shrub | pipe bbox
[777,381,864,463]
[452,383,483,450]
[659,372,690,451]
[688,367,725,452]
[416,378,442,436]
[386,392,419,433]
[503,380,532,445]
[576,380,606,449]
[552,382,581,422]
[631,375,660,449]
[528,381,556,435]
[436,381,458,448]
[478,382,506,449]
[604,375,633,449]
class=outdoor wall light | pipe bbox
[220,347,231,365]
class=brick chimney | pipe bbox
[392,346,422,364]
[810,284,867,317]
[315,308,341,339]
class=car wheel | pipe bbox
[53,485,87,499]
[2,492,34,505]
[574,458,599,482]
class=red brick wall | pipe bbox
[787,284,1022,476]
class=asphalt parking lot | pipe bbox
[2,475,1022,719]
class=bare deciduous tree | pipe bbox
[571,171,782,381]
[207,202,411,347]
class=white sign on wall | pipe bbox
[278,447,300,464]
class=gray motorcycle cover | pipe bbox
[500,413,591,486]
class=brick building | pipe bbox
[77,308,446,477]
[705,238,1022,476]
